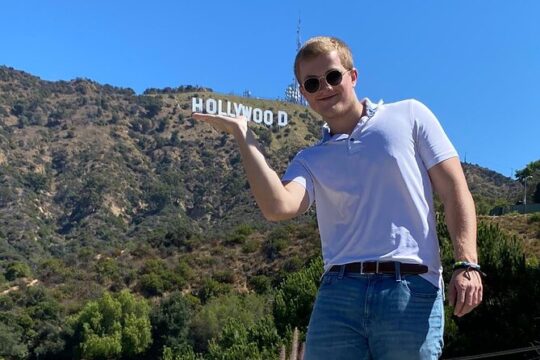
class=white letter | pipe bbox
[233,102,243,117]
[241,105,253,121]
[206,98,217,114]
[253,108,263,123]
[192,97,203,113]
[226,100,235,117]
[278,111,288,127]
[218,99,227,116]
[263,110,273,126]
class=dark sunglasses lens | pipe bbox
[304,78,320,93]
[326,70,343,86]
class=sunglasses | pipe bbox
[302,69,352,94]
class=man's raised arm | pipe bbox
[192,113,309,221]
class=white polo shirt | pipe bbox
[282,98,458,287]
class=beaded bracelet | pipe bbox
[453,261,487,278]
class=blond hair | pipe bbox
[294,36,354,81]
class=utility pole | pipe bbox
[523,175,533,205]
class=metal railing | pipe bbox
[443,344,540,360]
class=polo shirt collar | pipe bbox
[320,98,384,143]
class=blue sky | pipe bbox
[2,1,539,177]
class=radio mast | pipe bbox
[284,16,307,105]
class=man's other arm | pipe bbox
[428,156,483,317]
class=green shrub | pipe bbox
[138,95,163,118]
[234,224,254,236]
[224,224,255,246]
[71,290,152,359]
[212,270,235,284]
[273,257,323,334]
[438,217,540,357]
[282,256,303,273]
[140,273,166,296]
[5,261,32,281]
[162,344,202,360]
[39,258,69,284]
[248,275,272,294]
[196,278,232,304]
[224,232,246,246]
[207,316,281,360]
[150,291,194,358]
[263,227,290,260]
[95,258,121,285]
[138,259,186,296]
[189,293,268,353]
[22,172,50,193]
[0,322,29,359]
[176,259,194,281]
[241,239,259,254]
[527,213,540,223]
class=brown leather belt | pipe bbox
[329,261,428,275]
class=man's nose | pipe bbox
[321,77,333,90]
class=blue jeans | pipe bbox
[304,269,444,359]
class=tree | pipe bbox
[161,345,202,360]
[515,159,540,204]
[207,316,281,360]
[514,160,540,181]
[273,257,323,334]
[71,290,152,359]
[534,182,540,203]
[0,322,28,359]
[150,291,195,358]
[189,293,268,353]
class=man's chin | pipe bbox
[317,103,343,118]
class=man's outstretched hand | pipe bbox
[192,112,248,136]
[447,268,483,317]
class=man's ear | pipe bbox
[350,68,359,87]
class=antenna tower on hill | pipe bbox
[284,16,307,106]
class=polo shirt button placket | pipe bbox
[348,136,362,154]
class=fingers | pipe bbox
[191,112,248,135]
[447,283,456,308]
[191,112,239,121]
[449,270,483,317]
[192,112,219,122]
[453,284,467,316]
[191,112,232,133]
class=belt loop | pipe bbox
[375,261,379,274]
[394,262,402,282]
[360,262,364,275]
[338,265,345,280]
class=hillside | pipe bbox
[480,213,540,257]
[0,65,527,287]
[1,66,538,359]
[0,66,327,296]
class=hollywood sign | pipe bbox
[191,97,288,127]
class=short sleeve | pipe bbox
[411,99,458,170]
[281,154,315,208]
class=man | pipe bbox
[193,36,483,359]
